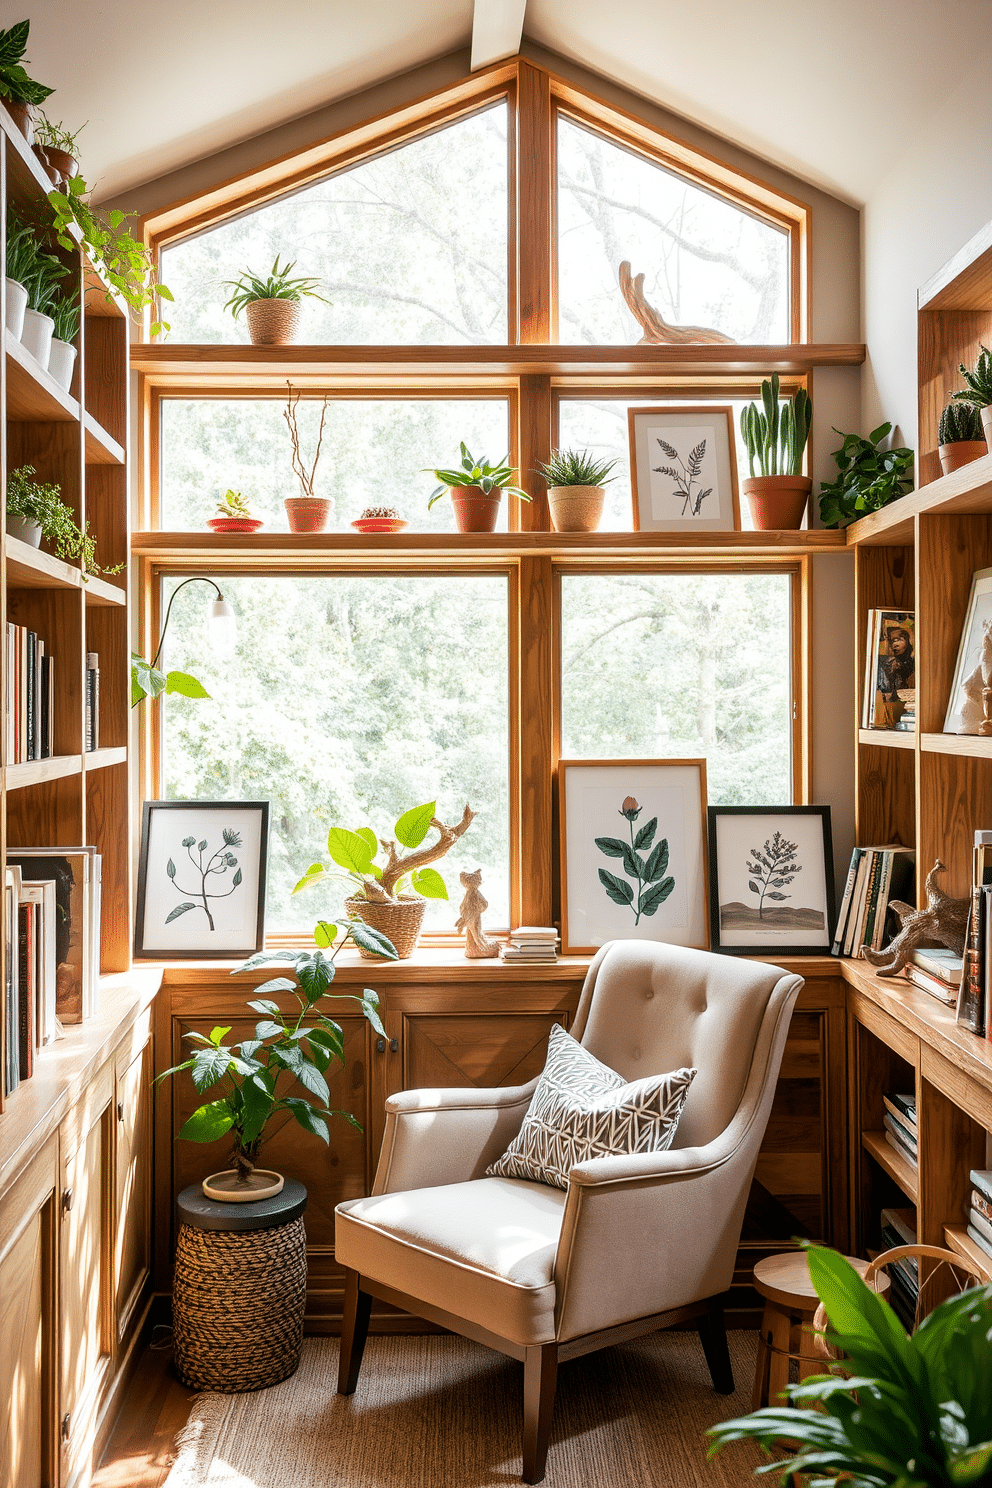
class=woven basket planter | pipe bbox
[547,484,605,532]
[346,895,426,958]
[173,1217,307,1391]
[244,298,301,345]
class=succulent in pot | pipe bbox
[739,374,813,529]
[425,443,531,533]
[953,344,992,447]
[938,399,987,477]
[207,488,264,534]
[535,447,618,532]
[0,21,53,141]
[818,423,914,529]
[6,464,124,579]
[47,290,80,392]
[223,256,326,346]
[294,800,475,960]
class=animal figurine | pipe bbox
[455,868,499,960]
[959,619,992,734]
[861,860,969,977]
[618,261,737,346]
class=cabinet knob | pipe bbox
[61,1187,73,1215]
[117,1101,124,1123]
[375,1037,399,1054]
[61,1413,71,1442]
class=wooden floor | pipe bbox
[94,1339,196,1488]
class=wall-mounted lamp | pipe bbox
[153,577,238,666]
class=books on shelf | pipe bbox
[500,926,559,963]
[1,863,64,1097]
[955,838,992,1038]
[861,609,915,732]
[968,1171,992,1262]
[831,844,914,958]
[6,848,101,1025]
[879,1204,918,1327]
[882,1091,917,1169]
[85,651,100,751]
[5,622,53,763]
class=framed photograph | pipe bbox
[707,805,835,956]
[628,405,740,533]
[862,609,915,731]
[135,801,269,959]
[944,567,992,733]
[559,759,708,955]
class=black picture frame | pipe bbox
[707,805,835,957]
[135,800,269,959]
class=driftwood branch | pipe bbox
[379,804,475,898]
[618,261,736,346]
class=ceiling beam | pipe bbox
[471,0,527,71]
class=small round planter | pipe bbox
[285,496,332,533]
[207,516,264,534]
[939,440,987,477]
[2,99,35,143]
[244,298,301,346]
[47,337,77,392]
[42,145,79,184]
[345,895,427,959]
[743,474,812,530]
[449,486,501,533]
[351,517,409,534]
[6,514,42,547]
[202,1168,285,1203]
[20,308,54,371]
[5,277,28,341]
[548,484,605,533]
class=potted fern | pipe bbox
[739,374,813,528]
[535,448,618,532]
[938,400,987,477]
[223,256,326,346]
[426,443,530,532]
[953,345,992,449]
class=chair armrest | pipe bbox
[372,1079,538,1194]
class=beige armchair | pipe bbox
[335,941,803,1482]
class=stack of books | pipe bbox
[956,830,992,1038]
[5,622,54,763]
[907,947,962,1006]
[879,1205,918,1326]
[883,1091,917,1171]
[831,845,915,958]
[968,1171,992,1264]
[500,927,559,963]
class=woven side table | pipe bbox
[173,1179,308,1392]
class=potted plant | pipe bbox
[708,1245,992,1486]
[818,423,914,529]
[739,374,813,529]
[157,934,395,1200]
[32,116,82,188]
[48,175,172,337]
[19,234,66,372]
[351,504,408,534]
[48,289,79,392]
[953,345,992,448]
[535,448,618,532]
[6,464,124,578]
[0,21,52,141]
[207,489,264,534]
[938,400,987,476]
[5,208,38,340]
[223,256,326,346]
[295,800,475,959]
[283,384,333,531]
[426,443,531,533]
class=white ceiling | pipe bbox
[15,0,992,205]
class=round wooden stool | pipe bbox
[751,1252,890,1409]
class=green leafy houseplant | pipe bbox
[214,489,255,519]
[6,465,123,578]
[130,653,210,708]
[5,208,41,284]
[47,176,173,336]
[953,346,992,410]
[33,116,83,158]
[294,801,474,906]
[939,401,984,444]
[0,20,53,107]
[156,935,396,1183]
[535,448,618,487]
[426,443,531,508]
[818,424,914,529]
[222,256,326,318]
[708,1246,992,1487]
[50,289,80,345]
[740,373,813,478]
[24,237,66,314]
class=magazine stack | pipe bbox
[500,927,559,963]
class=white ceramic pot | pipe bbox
[5,277,28,340]
[47,338,77,392]
[6,514,42,547]
[20,308,54,371]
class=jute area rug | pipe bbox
[164,1330,762,1487]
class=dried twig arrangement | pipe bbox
[283,381,330,496]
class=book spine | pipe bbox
[860,852,885,953]
[85,668,93,753]
[905,966,957,1004]
[967,1224,992,1262]
[844,852,871,957]
[17,903,29,1081]
[25,630,35,762]
[972,1189,992,1225]
[33,638,43,761]
[832,847,862,956]
[871,851,896,951]
[957,886,986,1035]
[86,652,99,752]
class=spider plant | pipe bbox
[51,290,80,345]
[535,448,619,487]
[222,256,326,318]
[425,442,531,507]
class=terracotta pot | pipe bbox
[207,516,264,534]
[20,308,54,371]
[42,146,78,182]
[345,896,427,960]
[939,440,987,477]
[284,496,332,533]
[2,99,35,143]
[449,486,502,533]
[5,277,28,340]
[47,337,77,392]
[547,484,605,532]
[31,143,59,186]
[244,298,301,346]
[743,474,812,530]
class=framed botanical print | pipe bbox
[135,800,269,958]
[707,805,835,956]
[628,405,740,533]
[559,759,708,955]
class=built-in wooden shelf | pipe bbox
[84,746,127,772]
[862,1128,919,1203]
[943,1225,992,1280]
[83,573,126,607]
[5,535,125,606]
[83,409,125,466]
[858,728,915,750]
[5,330,78,422]
[845,453,992,547]
[5,753,83,790]
[919,218,992,311]
[920,732,992,758]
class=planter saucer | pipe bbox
[202,1169,285,1202]
[351,518,409,533]
[207,517,264,534]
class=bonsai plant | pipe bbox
[953,344,992,446]
[426,443,531,533]
[6,464,124,579]
[223,256,326,346]
[818,424,914,529]
[0,21,52,139]
[48,288,80,391]
[294,800,475,959]
[284,383,332,531]
[208,488,263,534]
[708,1245,992,1486]
[739,374,813,529]
[157,934,395,1200]
[938,400,987,477]
[535,448,618,533]
[48,175,172,337]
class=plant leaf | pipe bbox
[165,670,210,699]
[178,1098,235,1143]
[594,835,627,859]
[634,817,657,850]
[393,801,436,849]
[411,867,448,899]
[639,877,675,915]
[644,839,670,880]
[326,827,374,874]
[598,868,634,905]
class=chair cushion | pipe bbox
[485,1023,695,1189]
[335,1177,566,1345]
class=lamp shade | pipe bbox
[208,596,238,656]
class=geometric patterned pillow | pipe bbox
[486,1023,695,1191]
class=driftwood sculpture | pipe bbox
[861,860,970,977]
[455,868,499,959]
[358,805,475,904]
[618,260,737,346]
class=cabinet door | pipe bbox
[0,1138,58,1488]
[114,1040,152,1346]
[402,1011,567,1092]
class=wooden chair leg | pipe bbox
[521,1342,558,1484]
[337,1267,372,1395]
[697,1298,734,1395]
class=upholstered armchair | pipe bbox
[335,941,803,1483]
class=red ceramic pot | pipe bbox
[743,475,812,530]
[449,486,501,533]
[207,517,264,534]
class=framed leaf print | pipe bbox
[559,759,708,955]
[707,805,835,956]
[628,405,740,532]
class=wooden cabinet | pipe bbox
[0,1137,57,1488]
[113,1039,152,1345]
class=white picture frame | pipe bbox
[628,405,740,533]
[559,759,708,955]
[944,566,992,733]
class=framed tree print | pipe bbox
[707,805,835,956]
[559,759,708,955]
[628,405,740,533]
[135,800,269,958]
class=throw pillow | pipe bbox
[487,1023,695,1190]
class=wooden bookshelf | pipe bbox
[862,1129,919,1204]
